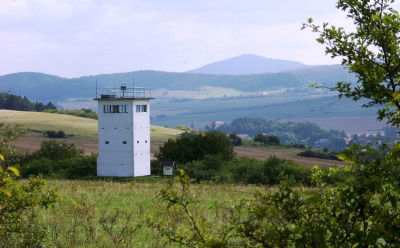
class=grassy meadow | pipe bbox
[1,109,348,166]
[40,179,262,247]
[0,109,98,137]
[0,109,182,154]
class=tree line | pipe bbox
[0,92,98,119]
[0,92,56,111]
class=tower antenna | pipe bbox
[132,78,135,97]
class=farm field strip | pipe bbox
[235,146,348,167]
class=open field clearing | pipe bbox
[10,132,174,156]
[9,132,98,154]
[40,179,263,247]
[235,146,348,167]
[1,109,347,166]
[11,131,347,166]
[1,110,182,153]
[0,109,98,137]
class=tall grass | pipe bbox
[40,179,260,247]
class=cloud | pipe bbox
[0,0,357,77]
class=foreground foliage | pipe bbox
[0,126,57,248]
[155,143,400,247]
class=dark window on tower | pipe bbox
[104,105,128,113]
[123,141,127,144]
[112,105,119,113]
[105,141,109,144]
[136,105,147,112]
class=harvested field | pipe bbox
[235,146,348,167]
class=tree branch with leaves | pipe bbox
[303,0,400,126]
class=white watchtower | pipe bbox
[95,85,153,177]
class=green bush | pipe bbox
[176,155,313,186]
[157,131,234,164]
[0,155,57,247]
[31,140,83,161]
[22,155,96,179]
[298,149,340,160]
[228,133,242,146]
[179,154,227,181]
[254,133,281,146]
[43,130,67,138]
[21,140,96,179]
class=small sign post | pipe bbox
[160,161,176,177]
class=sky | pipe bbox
[0,0,358,77]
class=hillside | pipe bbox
[188,54,308,75]
[286,64,356,87]
[1,109,348,166]
[0,65,354,104]
[0,63,377,134]
[151,95,385,134]
[0,110,182,153]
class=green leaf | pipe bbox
[1,189,12,197]
[8,167,20,177]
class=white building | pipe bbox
[95,85,153,177]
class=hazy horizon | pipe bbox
[0,0,376,77]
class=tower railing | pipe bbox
[96,86,152,99]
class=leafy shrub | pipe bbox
[254,133,280,145]
[228,133,242,146]
[178,155,313,186]
[22,154,96,179]
[234,156,311,185]
[150,159,163,176]
[31,140,83,161]
[298,149,340,160]
[43,130,67,138]
[0,154,57,247]
[156,144,400,247]
[157,131,234,164]
[21,140,96,179]
[179,154,227,181]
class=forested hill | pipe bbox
[0,65,355,103]
[217,117,347,151]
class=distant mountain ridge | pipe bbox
[187,54,308,75]
[0,64,354,103]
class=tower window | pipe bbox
[120,105,127,113]
[112,105,119,113]
[137,140,139,143]
[103,105,128,113]
[145,140,148,143]
[105,141,109,144]
[136,105,147,112]
[123,141,127,144]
